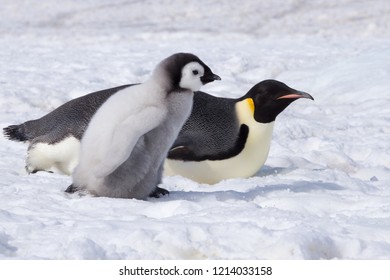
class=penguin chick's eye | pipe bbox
[192,70,199,75]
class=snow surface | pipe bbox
[1,0,390,259]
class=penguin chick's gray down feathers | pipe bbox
[69,53,220,198]
[4,52,218,199]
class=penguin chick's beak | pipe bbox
[201,73,221,84]
[277,91,314,101]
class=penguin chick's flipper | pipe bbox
[92,105,167,179]
[149,187,170,198]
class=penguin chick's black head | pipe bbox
[243,79,314,123]
[157,53,221,91]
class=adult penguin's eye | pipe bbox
[192,70,199,75]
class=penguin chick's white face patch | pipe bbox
[179,62,205,91]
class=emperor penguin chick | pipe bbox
[68,53,220,199]
[165,80,313,184]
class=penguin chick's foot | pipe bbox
[149,187,169,198]
[66,184,170,199]
[65,184,78,193]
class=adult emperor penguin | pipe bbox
[68,53,220,199]
[164,80,313,184]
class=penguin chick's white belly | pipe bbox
[164,98,275,184]
[26,136,80,175]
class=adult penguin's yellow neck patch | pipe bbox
[247,98,255,114]
[236,98,256,124]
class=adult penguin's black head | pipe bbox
[241,79,314,123]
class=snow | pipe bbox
[1,0,390,259]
